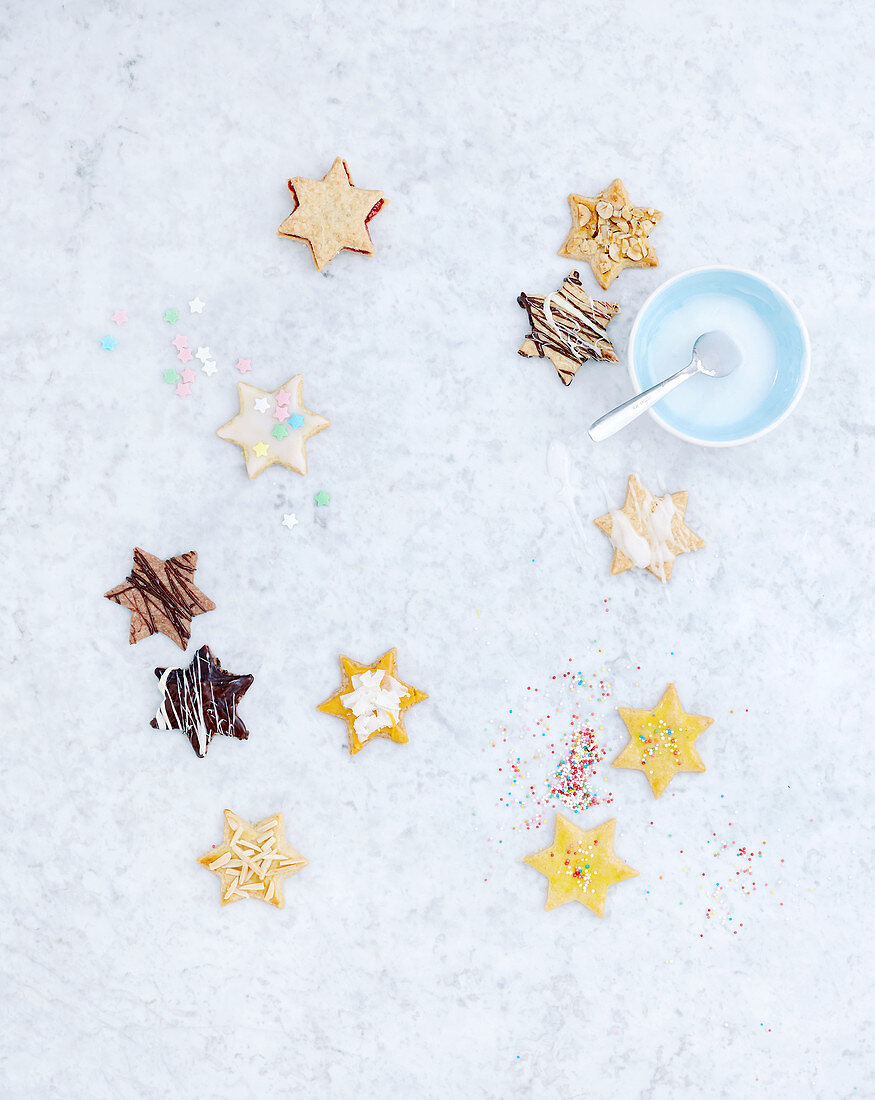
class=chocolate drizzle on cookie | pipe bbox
[150,644,254,758]
[104,547,216,649]
[518,271,620,386]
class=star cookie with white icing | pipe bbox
[594,474,704,583]
[317,648,428,755]
[150,644,254,758]
[199,810,308,908]
[216,374,329,479]
[613,684,713,798]
[559,178,662,290]
[523,814,638,917]
[518,270,619,386]
[277,157,386,272]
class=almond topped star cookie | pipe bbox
[518,270,619,386]
[594,474,704,583]
[559,178,662,290]
[524,814,638,917]
[278,157,386,272]
[317,649,428,755]
[216,374,329,478]
[199,810,308,908]
[613,684,714,798]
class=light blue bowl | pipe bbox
[628,266,810,446]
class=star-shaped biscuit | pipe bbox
[104,547,215,649]
[150,644,254,758]
[317,648,428,755]
[594,474,704,583]
[199,810,308,908]
[278,157,386,272]
[216,374,329,478]
[613,684,714,798]
[524,814,638,917]
[559,178,662,290]
[518,270,619,386]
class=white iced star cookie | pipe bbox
[216,375,329,478]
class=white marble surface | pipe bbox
[2,1,873,1097]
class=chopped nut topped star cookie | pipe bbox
[199,810,308,908]
[518,270,619,386]
[278,157,386,272]
[104,547,215,649]
[559,178,662,290]
[216,374,329,478]
[613,684,713,798]
[594,474,704,583]
[317,648,428,755]
[523,814,638,917]
[150,644,254,758]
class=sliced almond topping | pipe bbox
[608,242,622,262]
[595,200,614,218]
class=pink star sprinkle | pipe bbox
[111,310,128,325]
[275,389,291,406]
[177,347,194,363]
[174,382,192,399]
[180,366,196,384]
[171,335,189,351]
[235,358,252,374]
[273,404,290,421]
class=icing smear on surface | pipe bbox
[341,670,408,740]
[609,492,678,578]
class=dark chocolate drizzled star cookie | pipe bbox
[150,645,254,758]
[104,548,215,649]
[518,271,619,386]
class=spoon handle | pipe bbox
[588,359,698,442]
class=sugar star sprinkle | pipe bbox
[111,310,127,325]
[235,358,252,374]
[163,308,179,324]
[277,157,386,272]
[202,360,217,376]
[177,347,194,363]
[180,366,196,384]
[281,513,298,530]
[594,474,704,583]
[253,396,270,414]
[163,369,180,384]
[189,297,205,313]
[612,684,714,798]
[199,810,307,907]
[171,335,188,351]
[151,645,253,758]
[217,375,329,478]
[175,382,191,399]
[288,412,305,429]
[105,547,215,649]
[100,335,117,350]
[318,649,428,755]
[523,814,638,917]
[272,423,289,440]
[195,346,211,363]
[314,490,330,506]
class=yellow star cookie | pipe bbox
[524,814,638,917]
[559,178,662,290]
[613,684,714,798]
[317,648,428,755]
[278,157,386,271]
[216,374,329,479]
[198,810,308,908]
[594,474,704,583]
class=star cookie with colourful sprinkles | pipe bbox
[150,644,254,758]
[612,683,713,798]
[558,178,662,290]
[278,157,386,272]
[199,810,308,907]
[104,547,215,649]
[317,649,428,755]
[594,474,704,583]
[523,814,638,917]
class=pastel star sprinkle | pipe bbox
[189,297,205,313]
[175,382,191,399]
[177,347,194,363]
[253,396,270,414]
[524,814,638,917]
[272,404,289,421]
[195,346,211,363]
[318,649,427,755]
[163,369,180,384]
[314,490,330,507]
[216,375,330,479]
[288,413,305,429]
[612,684,714,798]
[171,335,188,351]
[235,358,252,374]
[100,335,117,351]
[163,308,179,324]
[281,513,298,529]
[202,360,217,376]
[198,810,307,908]
[180,366,196,384]
[111,310,128,325]
[275,389,291,406]
[272,423,289,440]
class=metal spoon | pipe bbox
[588,330,742,442]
